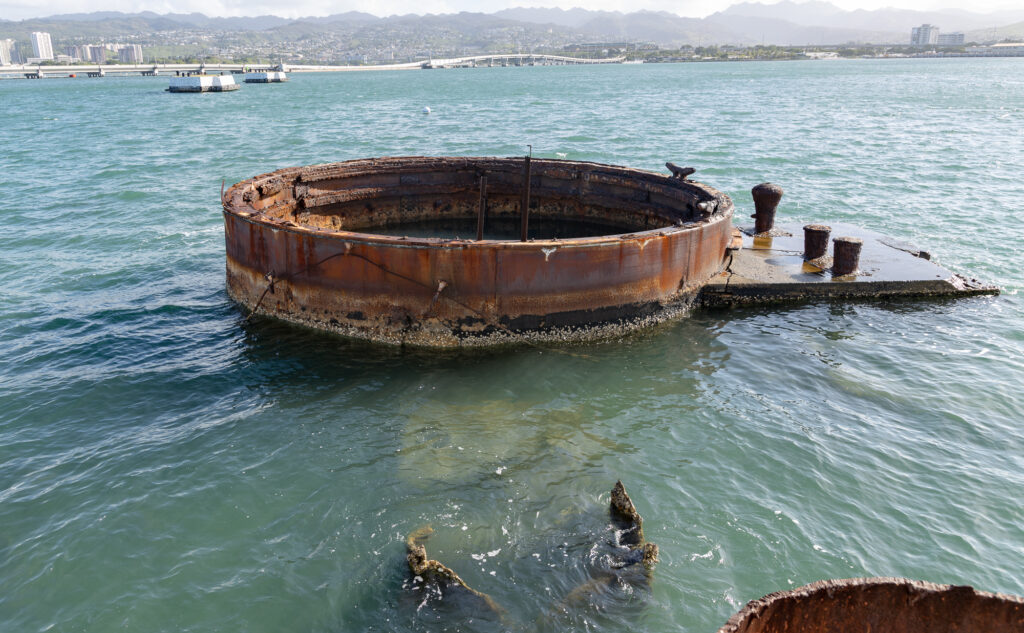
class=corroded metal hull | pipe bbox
[718,578,1024,633]
[222,157,734,346]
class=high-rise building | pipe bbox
[64,45,86,61]
[910,24,940,46]
[0,39,14,65]
[118,44,143,63]
[86,45,106,62]
[30,32,53,60]
[937,32,965,46]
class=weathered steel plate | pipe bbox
[700,222,999,309]
[718,578,1023,633]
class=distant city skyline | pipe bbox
[2,0,1022,22]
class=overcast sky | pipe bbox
[2,0,1020,21]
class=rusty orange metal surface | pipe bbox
[222,157,734,346]
[717,578,1024,633]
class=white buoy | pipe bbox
[422,106,431,114]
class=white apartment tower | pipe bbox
[31,32,54,60]
[910,24,940,46]
[0,39,14,65]
[86,45,106,63]
[118,44,143,63]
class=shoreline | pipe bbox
[2,51,1023,80]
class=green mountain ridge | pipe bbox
[2,4,1021,61]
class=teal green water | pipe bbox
[1,59,1022,632]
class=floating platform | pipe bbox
[700,222,998,309]
[244,71,287,83]
[167,75,239,93]
[222,157,734,346]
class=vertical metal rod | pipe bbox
[520,155,532,242]
[476,174,487,241]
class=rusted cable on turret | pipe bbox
[423,280,448,317]
[243,271,275,323]
[244,246,593,359]
[722,253,735,292]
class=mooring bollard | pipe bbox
[832,237,863,275]
[803,224,831,260]
[751,183,783,234]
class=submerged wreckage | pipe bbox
[222,156,997,345]
[404,481,657,621]
[400,482,1023,631]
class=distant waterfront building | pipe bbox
[967,42,1024,55]
[937,32,965,46]
[30,32,53,60]
[563,42,638,54]
[910,24,940,46]
[0,39,14,65]
[118,44,143,63]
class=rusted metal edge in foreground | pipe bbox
[717,577,1024,633]
[222,156,735,347]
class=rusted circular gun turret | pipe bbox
[222,157,735,347]
[751,183,784,234]
[717,578,1023,633]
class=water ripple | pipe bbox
[1,60,1023,633]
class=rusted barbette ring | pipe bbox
[223,156,734,347]
[717,577,1024,633]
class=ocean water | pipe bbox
[1,59,1022,632]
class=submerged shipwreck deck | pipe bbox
[222,157,997,346]
[700,222,997,309]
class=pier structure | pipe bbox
[0,54,623,79]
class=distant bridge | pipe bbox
[0,54,624,79]
[0,62,281,79]
[296,54,624,71]
[421,53,624,68]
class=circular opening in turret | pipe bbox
[229,156,727,243]
[221,156,735,347]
